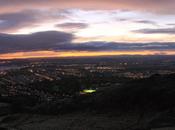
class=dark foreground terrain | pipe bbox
[1,73,175,130]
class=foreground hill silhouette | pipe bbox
[1,73,175,129]
[92,73,175,111]
[47,73,175,113]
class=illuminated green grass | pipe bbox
[82,89,96,93]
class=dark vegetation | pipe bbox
[92,73,175,112]
[1,73,175,115]
[0,73,175,130]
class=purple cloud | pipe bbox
[133,27,175,34]
[0,31,175,54]
[56,22,88,30]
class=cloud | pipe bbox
[0,10,40,32]
[133,27,175,34]
[166,23,175,26]
[115,18,158,25]
[79,42,175,51]
[0,0,175,14]
[0,31,74,53]
[0,31,175,54]
[56,22,88,30]
[0,10,69,33]
[133,20,157,25]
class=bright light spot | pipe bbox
[82,89,96,94]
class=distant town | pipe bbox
[0,55,175,100]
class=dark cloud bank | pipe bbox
[0,31,175,54]
[134,27,175,34]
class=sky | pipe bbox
[0,0,175,59]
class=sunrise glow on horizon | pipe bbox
[0,50,175,60]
